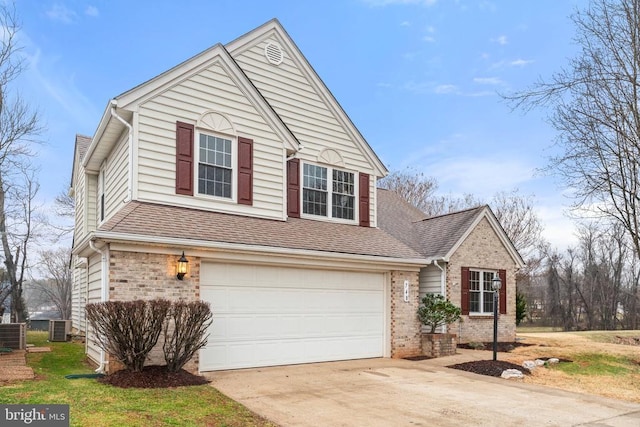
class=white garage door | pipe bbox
[200,263,385,371]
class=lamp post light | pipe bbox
[491,273,502,361]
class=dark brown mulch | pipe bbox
[448,360,530,377]
[97,365,210,388]
[457,342,532,352]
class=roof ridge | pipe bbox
[420,204,486,222]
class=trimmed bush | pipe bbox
[86,299,171,372]
[163,301,213,372]
[417,293,462,334]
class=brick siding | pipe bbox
[389,270,422,358]
[107,250,201,373]
[447,217,517,344]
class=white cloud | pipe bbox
[400,21,411,27]
[490,58,534,69]
[473,77,503,85]
[46,3,77,24]
[434,84,457,94]
[423,36,435,43]
[85,6,99,17]
[492,35,508,45]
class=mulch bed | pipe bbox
[98,365,209,388]
[448,360,530,377]
[457,342,532,352]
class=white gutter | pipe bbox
[109,100,133,202]
[86,230,428,268]
[286,145,303,160]
[433,259,446,332]
[89,240,109,373]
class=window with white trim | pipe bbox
[302,163,355,220]
[198,133,233,199]
[469,269,496,314]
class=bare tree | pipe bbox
[378,168,480,216]
[0,3,43,322]
[378,168,439,213]
[31,247,72,320]
[506,0,640,260]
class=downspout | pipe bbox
[109,100,133,202]
[433,259,446,332]
[89,240,108,373]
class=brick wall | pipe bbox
[389,270,421,358]
[107,250,201,373]
[447,217,517,344]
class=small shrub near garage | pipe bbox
[86,299,212,374]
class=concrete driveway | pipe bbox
[206,352,640,427]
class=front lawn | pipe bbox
[0,332,274,427]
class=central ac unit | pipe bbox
[48,320,71,342]
[0,323,26,349]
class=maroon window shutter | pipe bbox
[175,121,194,195]
[359,173,370,227]
[287,158,300,218]
[499,269,507,314]
[237,137,253,206]
[461,267,470,315]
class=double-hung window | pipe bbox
[198,133,232,198]
[469,269,496,314]
[302,163,355,220]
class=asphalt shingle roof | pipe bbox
[98,201,424,260]
[377,188,486,260]
[75,134,91,162]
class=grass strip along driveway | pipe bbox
[0,332,274,427]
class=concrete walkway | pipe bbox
[207,351,640,427]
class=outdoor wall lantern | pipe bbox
[176,251,189,280]
[491,273,502,361]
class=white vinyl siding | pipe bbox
[86,254,102,365]
[419,264,445,333]
[73,167,86,243]
[71,257,87,334]
[85,174,98,233]
[232,37,377,224]
[232,39,371,170]
[103,133,129,221]
[136,61,285,219]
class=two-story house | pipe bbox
[71,19,523,373]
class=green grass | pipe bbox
[1,332,273,427]
[551,352,639,376]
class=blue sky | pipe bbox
[14,0,581,250]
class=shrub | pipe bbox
[417,294,462,334]
[86,299,171,372]
[516,291,527,326]
[163,301,213,372]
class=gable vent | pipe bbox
[264,42,283,65]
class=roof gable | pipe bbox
[82,40,299,172]
[377,190,525,267]
[226,19,387,177]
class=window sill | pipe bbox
[468,313,495,319]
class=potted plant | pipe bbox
[417,294,462,357]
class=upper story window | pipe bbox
[198,133,233,199]
[302,163,355,221]
[469,269,496,314]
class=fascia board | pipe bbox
[91,230,428,270]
